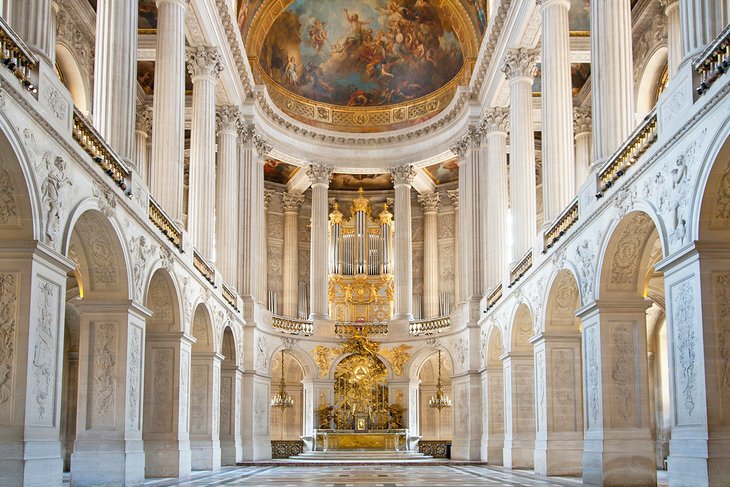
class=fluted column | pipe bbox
[282,192,305,318]
[417,192,440,318]
[8,0,53,66]
[390,165,417,320]
[306,163,334,320]
[680,0,727,60]
[150,0,186,221]
[134,105,153,183]
[503,48,539,259]
[215,106,241,284]
[573,107,592,189]
[660,0,681,78]
[446,190,460,304]
[539,0,575,222]
[263,190,275,310]
[590,0,635,167]
[186,47,223,259]
[482,107,509,287]
[92,0,138,161]
[239,129,270,304]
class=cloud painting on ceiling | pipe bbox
[424,159,459,185]
[569,0,590,34]
[258,0,464,107]
[264,159,299,185]
[139,0,158,32]
[329,173,393,191]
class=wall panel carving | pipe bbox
[0,273,18,424]
[126,325,142,430]
[151,348,174,432]
[90,321,116,429]
[609,322,636,427]
[0,160,19,226]
[32,279,59,425]
[712,272,730,425]
[672,278,698,422]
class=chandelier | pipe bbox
[428,349,452,411]
[271,350,294,410]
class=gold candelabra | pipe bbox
[271,350,294,410]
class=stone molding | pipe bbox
[185,46,224,80]
[501,48,539,81]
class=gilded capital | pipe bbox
[186,46,224,79]
[481,107,510,134]
[417,192,441,213]
[502,48,539,80]
[306,163,334,186]
[389,164,417,186]
[573,106,592,134]
[281,192,305,212]
[215,105,241,134]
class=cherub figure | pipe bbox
[308,19,328,54]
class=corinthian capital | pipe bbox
[446,189,459,208]
[501,48,539,80]
[215,105,241,134]
[251,128,273,158]
[480,106,510,134]
[389,164,417,186]
[186,46,224,79]
[450,125,482,160]
[417,192,441,213]
[136,105,153,134]
[573,107,592,134]
[306,163,334,186]
[281,192,305,212]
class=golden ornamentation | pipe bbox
[312,345,332,378]
[329,201,344,225]
[351,188,370,216]
[329,274,394,322]
[378,202,393,225]
[380,344,413,377]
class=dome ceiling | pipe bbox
[239,0,485,133]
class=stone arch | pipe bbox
[145,268,182,333]
[407,345,456,381]
[509,303,534,353]
[0,120,41,241]
[65,208,131,301]
[544,269,581,333]
[418,351,453,441]
[694,124,730,243]
[487,326,505,366]
[269,348,305,440]
[268,344,316,381]
[635,46,668,119]
[54,42,91,114]
[191,303,215,353]
[484,325,505,465]
[219,325,240,367]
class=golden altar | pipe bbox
[312,429,410,452]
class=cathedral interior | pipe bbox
[0,0,728,485]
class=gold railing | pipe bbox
[335,322,389,337]
[148,197,182,252]
[695,24,730,96]
[72,108,130,190]
[409,316,451,336]
[221,282,238,311]
[509,250,533,287]
[272,315,314,336]
[486,284,503,310]
[543,197,579,252]
[597,110,658,196]
[193,250,215,286]
[0,16,38,94]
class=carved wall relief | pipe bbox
[126,325,142,430]
[75,212,121,292]
[610,322,637,428]
[254,383,268,435]
[0,273,18,424]
[32,279,59,425]
[609,212,654,290]
[672,278,698,422]
[490,375,504,434]
[712,272,730,424]
[267,244,283,293]
[551,348,578,432]
[180,350,189,433]
[147,272,174,331]
[586,328,601,429]
[220,375,232,437]
[190,364,209,434]
[536,350,546,433]
[575,232,601,303]
[514,364,534,434]
[91,322,116,429]
[151,348,174,433]
[712,165,730,227]
[0,160,19,226]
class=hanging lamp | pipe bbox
[428,349,452,411]
[271,350,294,410]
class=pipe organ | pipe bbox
[329,189,394,322]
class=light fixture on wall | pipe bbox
[428,349,452,411]
[271,350,294,410]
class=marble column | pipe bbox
[263,190,276,310]
[134,105,153,183]
[306,163,334,320]
[574,107,593,190]
[446,190,460,304]
[590,0,635,167]
[661,0,681,79]
[8,0,53,66]
[578,299,656,486]
[390,164,417,321]
[418,192,440,318]
[680,0,728,60]
[502,48,539,259]
[282,192,305,318]
[92,0,138,162]
[481,108,509,287]
[186,47,223,260]
[150,0,187,222]
[531,333,583,476]
[539,0,576,223]
[215,106,241,284]
[70,302,150,486]
[502,353,535,469]
[190,352,222,470]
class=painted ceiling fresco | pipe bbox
[329,173,393,191]
[258,0,465,107]
[264,159,299,185]
[532,63,592,97]
[424,159,458,185]
[569,0,590,34]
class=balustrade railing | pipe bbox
[272,315,314,335]
[597,110,658,196]
[148,197,182,252]
[72,107,130,191]
[193,250,215,286]
[221,282,238,311]
[543,197,579,252]
[335,321,389,337]
[0,16,38,94]
[695,24,730,96]
[409,316,451,336]
[509,250,533,287]
[486,284,503,310]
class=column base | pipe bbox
[190,440,221,471]
[583,438,656,486]
[220,440,243,466]
[144,439,191,478]
[503,437,535,469]
[70,444,145,486]
[0,440,62,487]
[481,435,504,465]
[668,436,730,487]
[309,313,329,321]
[393,313,413,321]
[534,438,583,476]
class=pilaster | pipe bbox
[281,192,305,318]
[307,163,334,320]
[417,191,440,318]
[215,106,241,284]
[390,164,417,321]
